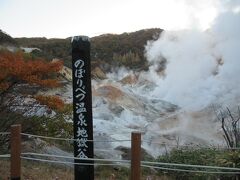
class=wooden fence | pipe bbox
[9,124,141,180]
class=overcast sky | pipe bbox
[0,0,225,38]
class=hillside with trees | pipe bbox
[15,28,163,70]
[0,30,18,46]
[0,50,63,96]
[15,37,71,66]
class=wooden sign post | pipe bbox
[10,124,21,180]
[72,36,94,180]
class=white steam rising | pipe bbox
[145,9,240,110]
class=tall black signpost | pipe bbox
[72,36,94,180]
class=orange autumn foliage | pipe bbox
[0,50,63,91]
[35,95,64,111]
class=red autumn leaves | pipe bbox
[0,50,65,111]
[0,50,63,90]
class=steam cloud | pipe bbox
[145,3,240,110]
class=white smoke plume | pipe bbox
[145,4,240,110]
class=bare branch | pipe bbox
[227,107,235,122]
[221,117,233,148]
[223,135,230,148]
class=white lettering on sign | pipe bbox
[76,138,88,148]
[77,113,87,126]
[74,59,84,69]
[75,88,86,101]
[77,151,88,158]
[76,79,85,88]
[77,127,88,138]
[74,58,89,158]
[75,69,85,79]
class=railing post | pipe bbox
[131,131,141,180]
[10,124,21,180]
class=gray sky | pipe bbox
[0,0,222,38]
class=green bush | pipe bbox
[156,147,240,180]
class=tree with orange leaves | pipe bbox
[35,95,65,112]
[0,49,63,93]
[0,49,64,111]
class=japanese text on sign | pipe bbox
[74,59,88,158]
